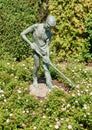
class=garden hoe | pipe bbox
[33,45,75,89]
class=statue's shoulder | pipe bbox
[32,24,38,28]
[32,23,43,29]
[37,23,44,27]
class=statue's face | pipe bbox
[46,23,51,28]
[44,22,51,29]
[46,15,56,28]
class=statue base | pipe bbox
[29,83,50,98]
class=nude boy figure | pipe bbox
[21,15,56,89]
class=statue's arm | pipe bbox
[46,39,50,56]
[46,31,52,57]
[44,31,52,63]
[42,39,50,64]
[20,24,37,48]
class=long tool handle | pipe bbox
[33,47,75,88]
[50,62,75,88]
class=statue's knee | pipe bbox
[34,63,39,69]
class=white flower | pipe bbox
[67,104,70,108]
[10,113,13,117]
[76,84,80,89]
[40,100,43,103]
[75,100,78,103]
[72,106,75,109]
[84,70,87,73]
[17,89,21,93]
[61,107,66,111]
[11,73,14,76]
[6,119,10,123]
[49,125,52,127]
[22,123,26,127]
[90,92,92,96]
[0,89,4,93]
[87,112,90,115]
[55,118,59,121]
[43,115,46,118]
[80,124,83,126]
[68,125,72,129]
[1,94,4,97]
[72,70,74,72]
[22,110,25,114]
[84,114,86,117]
[4,99,7,102]
[56,121,61,126]
[72,93,75,97]
[49,89,51,92]
[83,104,87,110]
[26,99,28,102]
[26,110,29,113]
[22,64,25,66]
[85,89,88,92]
[6,109,8,111]
[55,125,59,129]
[7,62,10,65]
[81,91,83,93]
[33,126,37,129]
[78,92,81,96]
[61,118,64,121]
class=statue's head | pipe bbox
[46,15,56,28]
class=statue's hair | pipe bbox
[46,15,56,26]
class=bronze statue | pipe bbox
[21,15,75,89]
[21,15,56,89]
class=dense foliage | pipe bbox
[0,56,92,129]
[0,0,43,61]
[85,14,92,60]
[0,0,92,61]
[48,0,92,61]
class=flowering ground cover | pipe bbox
[0,57,92,130]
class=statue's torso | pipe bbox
[32,24,52,55]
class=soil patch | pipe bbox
[52,79,71,92]
[87,62,92,67]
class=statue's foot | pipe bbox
[33,77,39,88]
[33,81,39,88]
[33,80,39,88]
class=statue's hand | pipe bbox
[30,44,35,50]
[42,55,51,64]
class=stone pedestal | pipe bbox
[29,83,50,98]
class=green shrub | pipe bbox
[0,0,42,61]
[84,14,92,61]
[48,0,92,62]
[0,57,92,129]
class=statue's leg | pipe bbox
[33,52,40,87]
[43,62,53,89]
